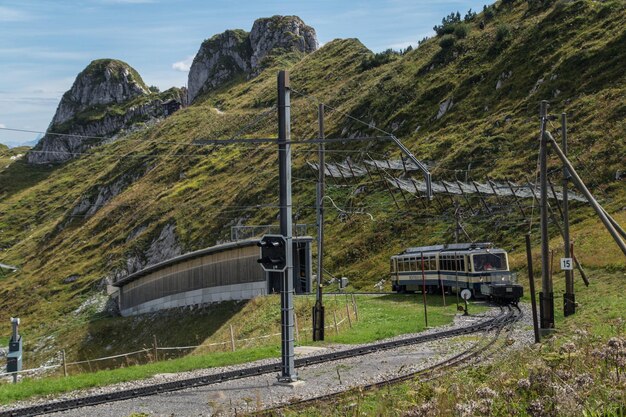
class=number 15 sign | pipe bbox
[560,258,573,270]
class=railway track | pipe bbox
[256,306,522,416]
[0,308,518,417]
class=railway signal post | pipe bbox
[277,70,298,383]
[313,103,325,341]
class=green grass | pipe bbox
[0,0,624,406]
[0,346,277,405]
[284,269,626,416]
[0,294,477,405]
[316,294,476,344]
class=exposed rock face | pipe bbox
[27,59,184,165]
[123,223,182,276]
[436,97,454,120]
[249,16,318,69]
[187,30,252,103]
[51,59,149,126]
[68,167,148,220]
[187,16,318,102]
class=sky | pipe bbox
[0,0,488,147]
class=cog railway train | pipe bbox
[390,242,523,305]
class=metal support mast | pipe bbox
[562,113,575,316]
[545,131,626,257]
[539,100,554,331]
[277,70,297,382]
[390,136,432,199]
[313,103,325,341]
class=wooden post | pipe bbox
[153,335,158,362]
[351,294,359,322]
[229,324,236,352]
[526,234,541,343]
[421,252,428,328]
[62,350,68,377]
[333,310,339,336]
[294,311,300,343]
[571,241,589,286]
[345,301,352,329]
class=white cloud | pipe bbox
[0,123,6,129]
[172,56,194,72]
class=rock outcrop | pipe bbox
[28,59,185,165]
[187,16,318,102]
[249,16,318,69]
[187,30,252,102]
[120,223,182,277]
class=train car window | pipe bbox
[411,258,418,272]
[390,259,395,273]
[456,256,465,271]
[473,253,507,271]
[419,257,428,271]
[440,255,449,271]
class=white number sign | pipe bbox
[560,258,573,270]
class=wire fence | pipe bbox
[0,296,358,381]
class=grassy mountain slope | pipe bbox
[0,145,29,172]
[0,0,624,361]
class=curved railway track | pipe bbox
[257,306,521,415]
[0,308,519,417]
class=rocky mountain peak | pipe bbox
[249,15,318,68]
[52,59,150,126]
[27,59,185,165]
[187,15,318,102]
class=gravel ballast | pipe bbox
[2,304,534,416]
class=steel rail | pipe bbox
[256,307,521,415]
[0,310,513,417]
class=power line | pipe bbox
[291,88,395,138]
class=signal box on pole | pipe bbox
[257,234,287,272]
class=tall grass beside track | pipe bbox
[284,270,626,417]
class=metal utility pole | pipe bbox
[420,252,428,328]
[562,113,575,316]
[545,131,626,257]
[454,201,461,244]
[313,103,325,341]
[539,100,554,331]
[277,70,297,382]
